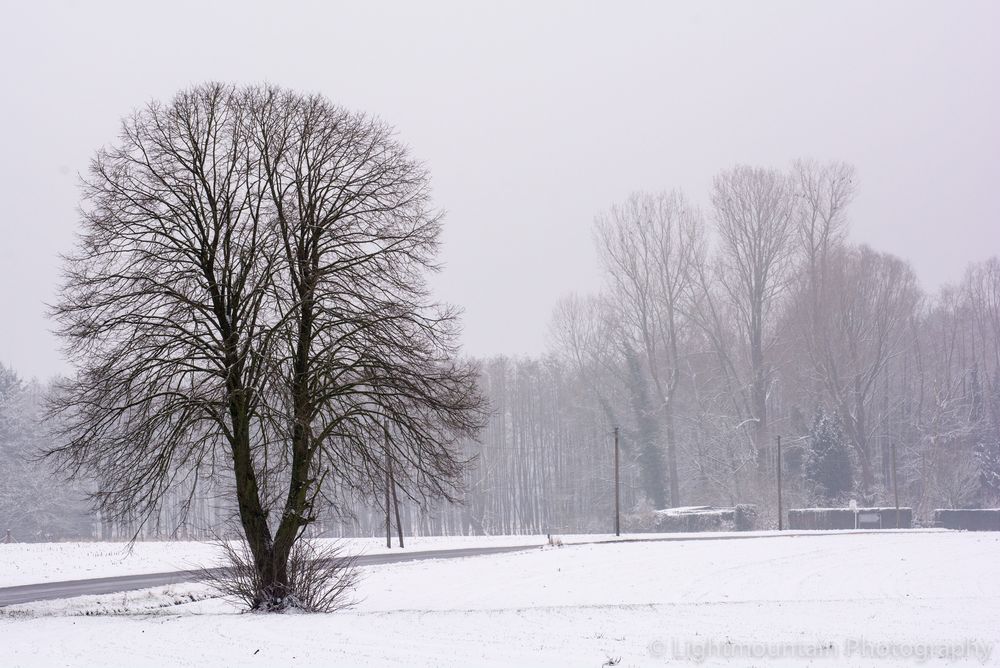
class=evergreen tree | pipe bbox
[805,409,853,504]
[622,344,667,509]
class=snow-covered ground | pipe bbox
[2,531,998,666]
[0,534,546,587]
[0,529,945,588]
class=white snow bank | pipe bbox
[653,504,730,515]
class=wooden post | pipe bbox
[891,439,900,528]
[614,426,621,537]
[391,454,404,548]
[776,435,783,531]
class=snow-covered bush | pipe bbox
[623,498,659,532]
[734,504,758,531]
[202,538,359,613]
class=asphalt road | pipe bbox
[0,544,540,608]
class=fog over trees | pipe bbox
[1,145,999,542]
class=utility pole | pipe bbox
[776,434,783,531]
[385,431,392,549]
[390,453,404,548]
[891,439,900,528]
[614,426,621,537]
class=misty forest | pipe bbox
[2,141,998,543]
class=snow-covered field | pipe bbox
[2,531,998,666]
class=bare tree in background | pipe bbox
[709,166,797,472]
[793,160,855,316]
[792,160,855,378]
[912,288,983,512]
[963,259,1000,503]
[49,83,485,610]
[550,293,622,426]
[594,191,703,507]
[818,245,920,494]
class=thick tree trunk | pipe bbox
[229,407,283,608]
[267,270,319,607]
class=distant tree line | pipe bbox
[0,367,93,540]
[529,161,1000,525]
[385,161,1000,533]
[3,160,999,541]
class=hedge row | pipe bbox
[787,507,912,530]
[933,509,1000,531]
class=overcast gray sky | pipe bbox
[1,1,998,380]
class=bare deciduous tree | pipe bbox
[791,160,856,378]
[793,160,855,313]
[710,166,797,472]
[550,293,622,425]
[594,191,703,507]
[49,83,485,610]
[251,89,486,594]
[818,245,920,493]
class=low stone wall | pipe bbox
[787,507,912,530]
[934,509,1000,531]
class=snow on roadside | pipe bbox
[2,531,998,666]
[0,529,947,588]
[0,535,542,587]
[0,583,217,618]
[0,541,221,588]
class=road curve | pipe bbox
[1,529,943,608]
[0,544,540,608]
